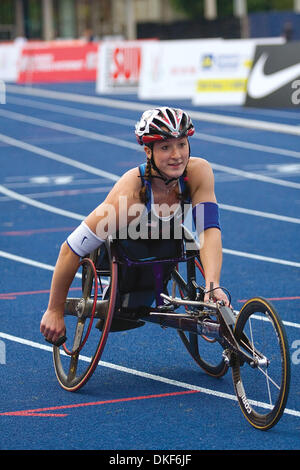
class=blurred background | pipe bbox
[0,1,299,107]
[0,0,299,42]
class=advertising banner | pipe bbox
[17,41,99,83]
[96,40,154,94]
[0,41,24,82]
[245,42,300,108]
[192,40,254,106]
[138,39,222,100]
[192,38,285,106]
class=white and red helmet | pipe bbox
[135,107,195,146]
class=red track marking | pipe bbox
[2,291,299,302]
[0,390,199,418]
[238,296,300,303]
[0,286,81,299]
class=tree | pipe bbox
[169,0,234,18]
[170,0,204,19]
[247,0,293,11]
[0,0,14,24]
[170,0,294,19]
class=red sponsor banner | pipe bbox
[17,41,99,83]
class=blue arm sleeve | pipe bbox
[192,202,221,234]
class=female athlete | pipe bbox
[40,107,229,344]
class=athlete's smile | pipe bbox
[168,161,183,167]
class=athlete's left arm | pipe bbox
[188,158,229,305]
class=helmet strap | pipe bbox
[149,154,178,185]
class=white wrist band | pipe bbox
[67,221,104,257]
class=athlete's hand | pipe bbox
[204,283,231,307]
[40,309,65,344]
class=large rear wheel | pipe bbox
[53,244,117,392]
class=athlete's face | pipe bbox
[146,137,190,179]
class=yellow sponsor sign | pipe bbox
[243,59,253,68]
[196,78,247,92]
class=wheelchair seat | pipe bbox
[117,238,183,311]
[96,238,183,313]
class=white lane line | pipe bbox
[251,314,300,329]
[0,109,138,151]
[0,184,84,220]
[195,132,300,160]
[7,96,136,127]
[0,150,299,269]
[0,132,120,182]
[1,185,299,225]
[7,95,300,161]
[0,133,299,224]
[1,239,300,271]
[0,250,57,272]
[6,84,300,136]
[219,203,300,224]
[1,110,300,190]
[0,186,114,202]
[0,331,299,418]
[0,250,82,278]
[222,248,300,268]
[210,162,300,190]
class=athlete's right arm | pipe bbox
[40,242,80,344]
[40,168,142,344]
[84,167,142,236]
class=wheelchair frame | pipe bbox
[50,235,290,431]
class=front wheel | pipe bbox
[232,297,290,430]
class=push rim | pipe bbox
[176,256,228,378]
[52,246,117,392]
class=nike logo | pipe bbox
[81,236,88,245]
[247,52,300,99]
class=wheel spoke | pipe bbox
[232,297,290,430]
[67,352,80,383]
[257,365,280,392]
[52,245,117,392]
[247,316,278,403]
[176,256,228,378]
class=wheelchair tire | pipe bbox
[232,297,290,430]
[52,243,117,392]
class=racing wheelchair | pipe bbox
[49,230,290,431]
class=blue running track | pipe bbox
[0,82,299,452]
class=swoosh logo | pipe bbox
[81,236,88,245]
[247,52,300,99]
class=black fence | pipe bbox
[137,17,241,40]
